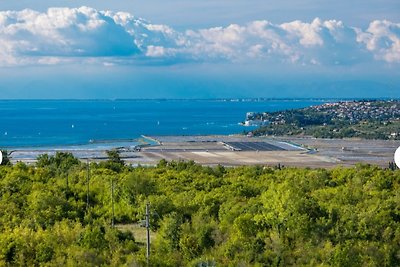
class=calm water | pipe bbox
[0,99,325,148]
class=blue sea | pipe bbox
[0,99,325,148]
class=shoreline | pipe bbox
[5,134,399,168]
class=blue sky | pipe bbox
[0,1,399,99]
[1,0,399,28]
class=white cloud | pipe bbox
[0,7,140,62]
[181,18,370,65]
[356,20,400,63]
[146,45,174,57]
[0,6,399,66]
[281,18,325,47]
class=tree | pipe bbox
[106,150,124,165]
[102,150,125,172]
[0,150,11,166]
[0,160,399,266]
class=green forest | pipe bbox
[0,152,399,266]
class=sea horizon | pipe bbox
[1,98,329,148]
[1,97,399,101]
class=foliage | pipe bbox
[0,150,11,166]
[0,156,399,266]
[99,149,126,172]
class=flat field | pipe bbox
[8,135,400,168]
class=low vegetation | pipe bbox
[0,152,399,266]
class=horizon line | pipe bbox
[0,97,399,101]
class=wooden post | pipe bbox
[146,202,150,266]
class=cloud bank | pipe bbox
[0,6,399,66]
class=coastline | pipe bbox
[6,134,400,168]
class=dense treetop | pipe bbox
[0,152,399,266]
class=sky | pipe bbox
[0,0,399,99]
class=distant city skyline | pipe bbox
[0,1,399,99]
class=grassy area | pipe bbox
[115,224,157,245]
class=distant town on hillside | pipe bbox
[245,100,400,140]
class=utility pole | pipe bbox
[66,172,69,191]
[111,177,115,227]
[146,202,150,266]
[65,171,70,200]
[86,159,90,210]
